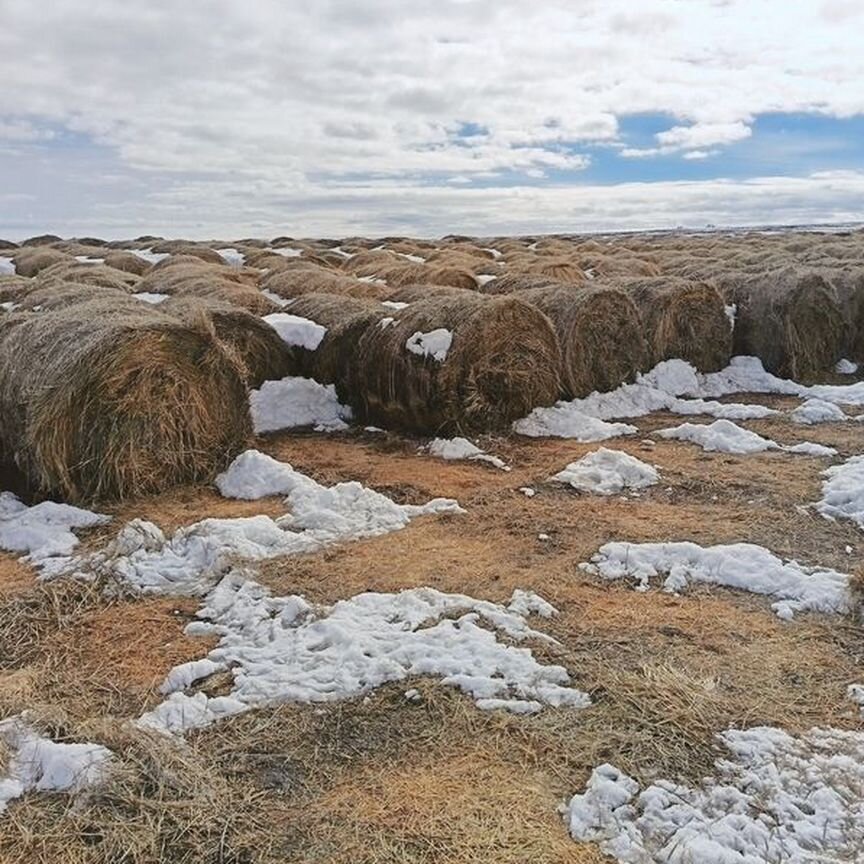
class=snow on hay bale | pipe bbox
[354,293,561,433]
[0,299,251,502]
[160,296,297,388]
[261,267,391,301]
[12,248,72,278]
[613,276,732,372]
[282,293,389,398]
[513,284,649,398]
[720,268,846,379]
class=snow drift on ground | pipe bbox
[0,716,112,815]
[250,377,351,433]
[790,398,848,424]
[566,725,864,863]
[581,541,852,620]
[552,449,658,496]
[815,455,864,530]
[655,419,836,456]
[138,579,589,734]
[428,437,510,470]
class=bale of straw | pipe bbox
[822,268,864,361]
[612,276,732,372]
[477,274,555,295]
[261,268,390,301]
[0,239,19,251]
[160,296,298,387]
[35,261,141,292]
[103,250,151,276]
[12,248,72,277]
[385,284,472,303]
[512,258,586,284]
[282,293,389,396]
[21,234,62,247]
[514,284,649,397]
[354,293,561,433]
[147,256,257,284]
[343,250,405,277]
[148,242,224,264]
[374,262,478,290]
[0,298,251,502]
[16,282,130,312]
[718,269,846,378]
[168,279,279,315]
[0,276,32,304]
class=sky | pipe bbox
[0,0,862,240]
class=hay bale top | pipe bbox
[103,250,152,276]
[16,282,133,312]
[342,249,404,276]
[35,261,141,292]
[12,248,72,277]
[477,273,555,295]
[169,279,279,315]
[148,242,225,264]
[385,284,474,303]
[21,234,62,247]
[261,267,391,301]
[284,292,388,326]
[139,261,258,294]
[0,239,19,251]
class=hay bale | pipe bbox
[160,296,297,387]
[514,284,649,397]
[148,242,224,264]
[614,277,732,372]
[0,240,18,251]
[21,234,62,247]
[374,262,478,290]
[342,250,404,277]
[12,248,72,278]
[148,256,257,284]
[720,269,846,378]
[354,293,561,433]
[477,274,555,295]
[261,268,390,301]
[822,269,864,361]
[0,299,250,502]
[36,261,141,292]
[169,280,279,315]
[282,293,388,397]
[103,251,151,276]
[0,276,32,304]
[16,282,130,312]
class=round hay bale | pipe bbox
[103,250,151,276]
[138,262,260,298]
[514,284,649,397]
[0,240,19,251]
[160,296,298,387]
[169,279,279,315]
[385,284,472,303]
[12,248,72,278]
[148,242,224,264]
[720,269,846,378]
[477,274,555,295]
[354,293,561,433]
[36,261,140,292]
[261,268,390,301]
[614,277,732,372]
[148,255,256,282]
[283,293,388,396]
[0,276,32,304]
[0,298,251,502]
[16,282,130,312]
[342,249,403,276]
[21,234,62,247]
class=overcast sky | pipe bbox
[0,0,862,239]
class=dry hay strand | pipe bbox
[721,268,846,379]
[11,247,72,277]
[161,295,298,388]
[0,298,251,502]
[615,276,732,372]
[425,245,496,263]
[102,250,151,276]
[15,282,131,312]
[35,260,141,292]
[354,292,561,433]
[515,283,649,397]
[282,293,388,397]
[242,248,297,269]
[342,249,403,276]
[262,267,390,301]
[477,273,556,295]
[385,284,473,303]
[580,254,662,279]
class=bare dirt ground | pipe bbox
[1,397,862,863]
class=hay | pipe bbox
[148,242,224,264]
[354,293,561,433]
[261,268,391,301]
[147,256,257,284]
[20,234,62,247]
[0,275,32,303]
[385,284,472,303]
[36,261,141,292]
[283,293,389,398]
[0,239,19,250]
[375,262,478,290]
[514,284,649,397]
[16,282,130,312]
[103,250,151,276]
[0,298,250,502]
[822,268,864,361]
[614,276,732,372]
[169,280,278,315]
[720,268,846,379]
[477,274,555,295]
[11,248,72,277]
[160,296,298,387]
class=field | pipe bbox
[0,229,863,863]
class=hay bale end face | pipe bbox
[514,284,649,398]
[0,300,251,502]
[354,293,561,433]
[614,277,732,372]
[721,269,846,379]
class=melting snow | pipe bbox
[816,455,864,530]
[790,398,848,424]
[655,419,836,456]
[126,248,170,265]
[836,358,859,375]
[215,248,244,267]
[262,313,326,350]
[382,301,408,310]
[406,328,452,362]
[139,579,589,734]
[428,437,510,470]
[566,726,864,863]
[552,448,658,496]
[132,292,169,304]
[250,376,351,433]
[581,541,852,619]
[0,256,14,275]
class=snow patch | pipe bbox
[816,455,864,530]
[250,377,351,433]
[132,291,169,304]
[406,328,452,362]
[0,256,14,275]
[427,437,510,470]
[262,313,326,350]
[552,448,658,496]
[215,247,244,267]
[656,419,836,456]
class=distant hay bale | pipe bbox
[12,248,72,278]
[514,284,649,397]
[615,277,732,372]
[721,269,846,378]
[385,284,472,303]
[21,234,62,247]
[354,293,561,433]
[169,280,279,315]
[148,242,224,264]
[36,261,141,292]
[343,250,405,277]
[0,299,250,502]
[160,296,297,387]
[261,268,390,301]
[477,274,555,295]
[103,251,151,276]
[282,293,388,397]
[148,256,257,284]
[0,239,19,251]
[16,282,130,312]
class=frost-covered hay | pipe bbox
[282,293,388,397]
[354,293,561,433]
[0,299,251,502]
[615,276,732,372]
[102,250,152,276]
[261,267,390,301]
[514,284,649,397]
[160,296,298,388]
[722,268,846,379]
